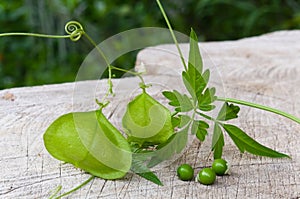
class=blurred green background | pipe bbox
[0,0,299,89]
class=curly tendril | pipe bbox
[0,19,146,107]
[64,21,84,42]
[0,20,85,41]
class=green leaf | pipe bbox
[196,129,208,142]
[171,114,191,128]
[191,120,209,141]
[131,153,163,186]
[177,115,192,128]
[136,172,163,186]
[223,124,290,158]
[199,120,210,128]
[122,91,174,146]
[171,116,180,128]
[162,91,179,106]
[199,87,216,105]
[147,125,189,168]
[182,67,207,101]
[199,105,216,112]
[181,29,208,101]
[162,90,194,112]
[202,69,210,84]
[181,71,196,100]
[189,28,203,74]
[198,87,217,112]
[211,123,224,159]
[173,90,194,112]
[217,102,240,121]
[191,121,198,135]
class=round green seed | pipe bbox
[197,168,216,185]
[212,158,228,176]
[177,164,194,181]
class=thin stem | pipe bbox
[48,185,62,199]
[196,111,218,123]
[156,0,187,71]
[217,97,300,125]
[54,176,95,199]
[82,32,114,104]
[0,32,71,39]
[82,33,111,71]
[110,65,146,86]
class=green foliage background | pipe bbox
[0,0,299,89]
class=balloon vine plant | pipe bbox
[1,0,299,198]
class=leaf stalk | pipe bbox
[217,97,300,125]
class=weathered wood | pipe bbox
[1,31,300,198]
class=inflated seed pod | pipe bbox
[43,110,132,179]
[122,91,174,146]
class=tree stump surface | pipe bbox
[0,30,300,199]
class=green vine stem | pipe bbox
[156,0,187,71]
[65,21,115,103]
[196,111,218,123]
[110,65,146,87]
[48,185,62,199]
[80,27,114,98]
[217,97,300,125]
[53,176,95,199]
[0,32,70,39]
[0,21,150,106]
[0,21,83,41]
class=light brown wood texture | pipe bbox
[1,31,300,198]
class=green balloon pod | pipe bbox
[43,110,132,180]
[122,92,174,146]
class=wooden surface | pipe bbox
[1,30,300,198]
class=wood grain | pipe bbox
[1,30,300,198]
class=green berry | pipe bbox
[177,164,194,181]
[212,158,228,176]
[197,168,216,185]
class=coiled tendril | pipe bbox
[65,21,84,42]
